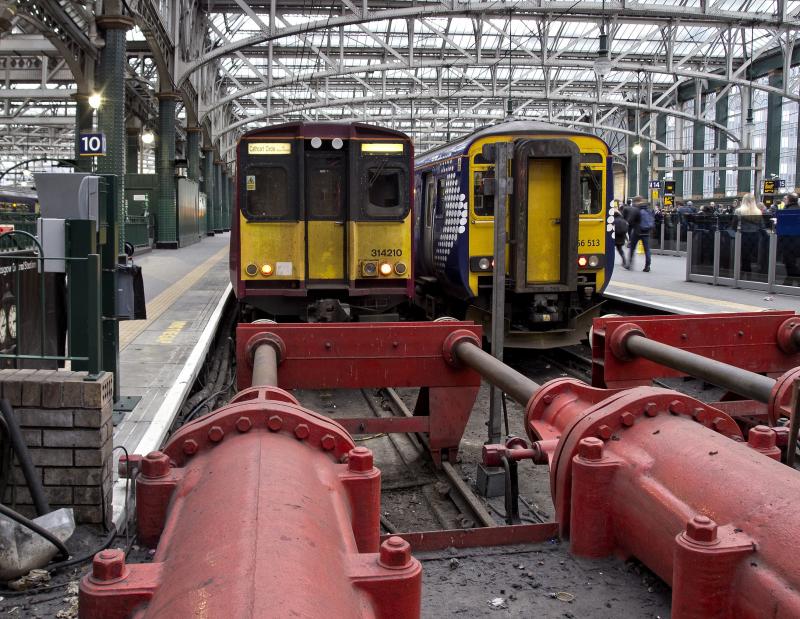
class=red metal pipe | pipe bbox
[517,378,800,618]
[79,387,421,618]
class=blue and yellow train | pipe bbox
[413,121,614,347]
[231,121,414,321]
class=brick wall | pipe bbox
[1,369,114,526]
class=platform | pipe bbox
[112,234,232,525]
[605,253,800,315]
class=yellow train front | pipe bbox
[231,122,414,321]
[414,121,613,347]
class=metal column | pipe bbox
[95,14,134,247]
[692,94,706,199]
[627,110,638,198]
[155,92,180,249]
[655,114,667,184]
[766,69,784,180]
[714,92,729,197]
[186,127,201,182]
[738,86,753,194]
[72,93,93,173]
[126,127,139,174]
[638,113,651,198]
[202,147,215,236]
[214,160,224,233]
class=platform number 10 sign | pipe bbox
[79,133,106,157]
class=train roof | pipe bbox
[240,121,411,143]
[416,120,608,165]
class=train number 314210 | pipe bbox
[370,249,403,257]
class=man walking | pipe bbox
[625,196,653,272]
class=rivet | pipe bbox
[235,416,252,433]
[324,342,332,350]
[295,423,310,440]
[321,434,336,451]
[737,330,744,337]
[681,333,688,340]
[182,439,199,455]
[267,415,283,431]
[208,426,224,443]
[543,394,554,405]
[392,341,399,348]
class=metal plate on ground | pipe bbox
[113,395,141,425]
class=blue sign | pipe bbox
[779,179,787,188]
[78,133,106,157]
[649,180,661,189]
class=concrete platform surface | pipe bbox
[113,234,231,526]
[605,253,800,315]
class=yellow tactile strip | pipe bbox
[607,280,763,312]
[119,247,228,350]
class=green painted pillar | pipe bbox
[155,92,180,248]
[126,127,139,174]
[638,114,651,198]
[214,160,224,233]
[627,110,638,199]
[693,98,706,200]
[738,86,753,194]
[186,127,201,182]
[766,69,783,180]
[202,147,215,235]
[228,174,234,231]
[72,93,93,173]
[95,14,134,245]
[656,114,667,183]
[714,93,729,197]
[674,160,684,199]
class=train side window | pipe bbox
[363,165,408,218]
[243,166,291,219]
[435,178,446,217]
[580,168,603,215]
[473,168,495,217]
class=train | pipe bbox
[230,122,414,322]
[413,121,613,348]
[0,187,38,213]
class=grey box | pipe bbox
[475,463,505,498]
[34,173,98,221]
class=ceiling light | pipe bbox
[632,143,643,156]
[88,93,102,109]
[141,130,155,145]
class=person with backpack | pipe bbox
[613,208,630,268]
[625,196,653,272]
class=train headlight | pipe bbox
[469,256,494,272]
[379,262,393,276]
[478,258,491,270]
[588,255,600,268]
[362,261,378,277]
[261,263,274,276]
[394,262,407,275]
[578,256,588,268]
[245,263,258,276]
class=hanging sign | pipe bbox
[78,133,106,157]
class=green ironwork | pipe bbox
[187,128,201,182]
[98,175,120,399]
[73,94,93,174]
[125,215,151,248]
[0,213,38,252]
[156,93,180,247]
[202,148,215,235]
[766,69,783,180]
[66,219,97,372]
[693,96,705,199]
[715,93,729,197]
[126,128,139,174]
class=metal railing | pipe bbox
[0,231,101,373]
[650,212,688,256]
[0,212,39,251]
[125,214,153,249]
[684,215,798,295]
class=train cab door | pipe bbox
[305,149,347,282]
[421,172,436,274]
[511,139,580,292]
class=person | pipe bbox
[613,209,629,268]
[622,198,636,224]
[736,193,764,275]
[625,196,653,272]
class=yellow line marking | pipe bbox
[119,246,228,350]
[607,280,764,312]
[157,320,187,344]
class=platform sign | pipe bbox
[763,179,776,194]
[664,180,675,194]
[79,133,106,157]
[649,180,661,189]
[664,195,674,207]
[779,179,787,188]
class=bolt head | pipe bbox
[321,434,336,451]
[620,412,635,427]
[578,437,604,461]
[141,451,170,478]
[711,417,726,431]
[348,446,373,472]
[685,515,718,543]
[643,402,658,417]
[597,424,613,440]
[543,394,554,405]
[747,425,776,450]
[669,400,686,415]
[379,536,412,568]
[294,423,310,440]
[92,548,126,581]
[182,439,199,455]
[267,415,283,432]
[208,426,225,443]
[235,417,252,433]
[692,407,706,421]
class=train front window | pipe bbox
[473,168,495,217]
[363,164,407,218]
[580,168,603,215]
[243,166,291,219]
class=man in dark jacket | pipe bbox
[625,196,653,272]
[613,209,629,268]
